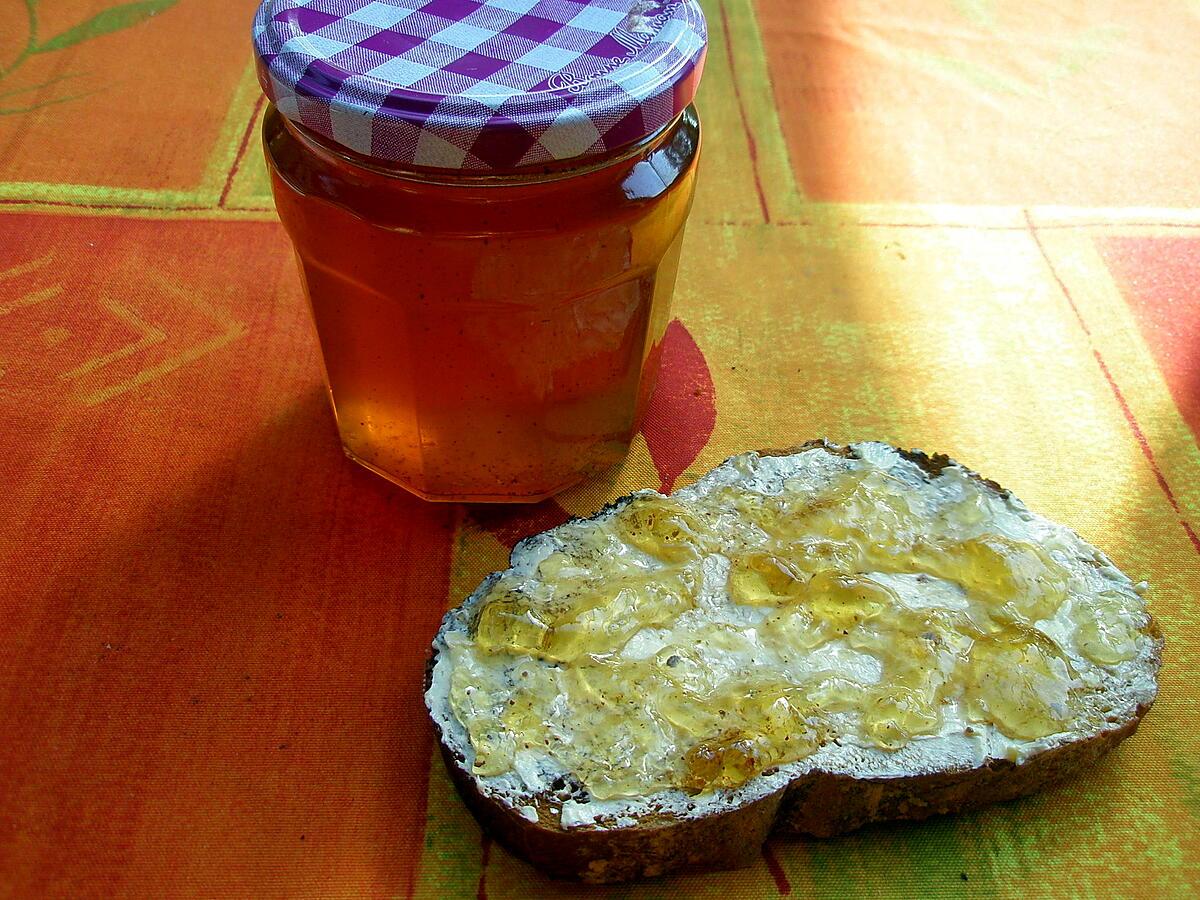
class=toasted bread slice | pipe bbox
[425,441,1162,882]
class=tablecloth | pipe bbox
[1,1,1198,896]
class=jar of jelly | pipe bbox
[252,0,707,503]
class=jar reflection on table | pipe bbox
[264,105,701,503]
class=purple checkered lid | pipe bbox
[252,0,707,171]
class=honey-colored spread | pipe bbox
[444,449,1148,802]
[264,105,700,503]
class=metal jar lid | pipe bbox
[252,0,707,171]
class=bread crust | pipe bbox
[426,441,1163,883]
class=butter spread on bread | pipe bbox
[425,441,1160,881]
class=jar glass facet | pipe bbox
[263,106,701,502]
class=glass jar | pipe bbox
[253,0,708,502]
[264,106,699,502]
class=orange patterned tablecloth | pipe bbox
[1,1,1198,897]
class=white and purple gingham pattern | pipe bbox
[253,0,706,170]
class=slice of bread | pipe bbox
[425,441,1162,882]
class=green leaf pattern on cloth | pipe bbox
[0,0,180,114]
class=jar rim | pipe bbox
[273,103,695,186]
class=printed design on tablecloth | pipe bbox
[0,250,59,312]
[0,0,181,115]
[0,253,246,406]
[910,2,1122,100]
[473,317,716,549]
[1096,235,1200,447]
